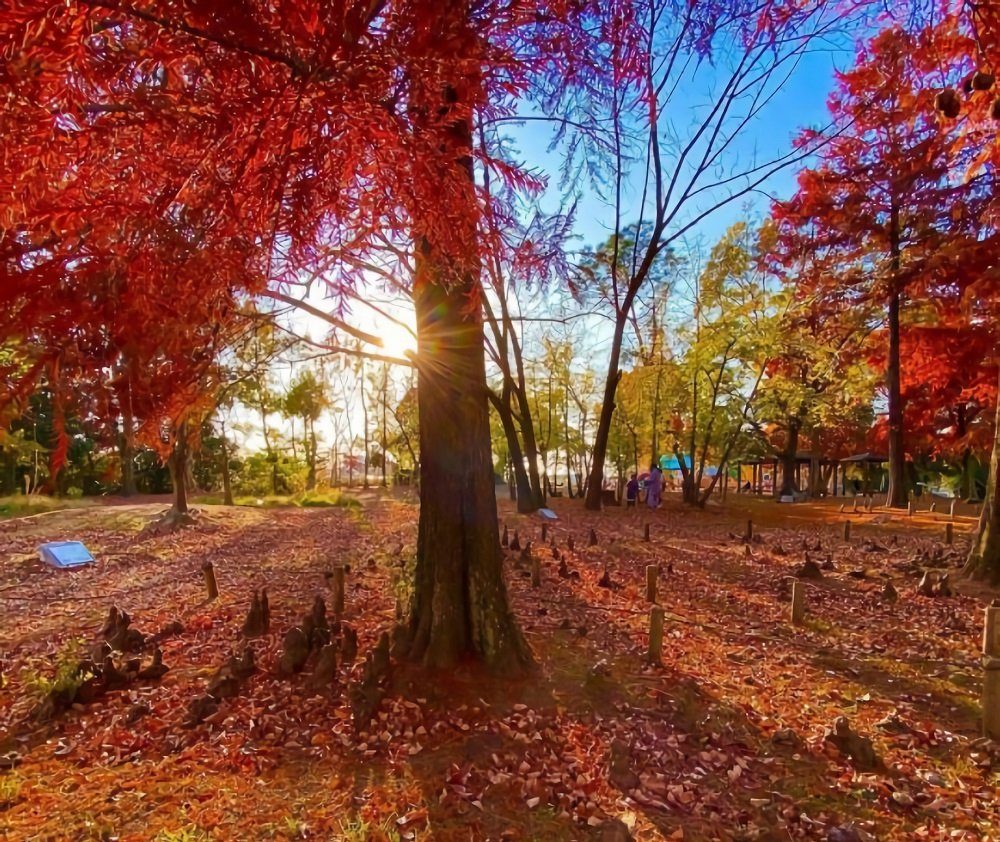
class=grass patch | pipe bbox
[22,638,92,705]
[192,490,361,509]
[0,773,23,809]
[338,815,402,842]
[0,494,93,519]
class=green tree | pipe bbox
[284,368,330,491]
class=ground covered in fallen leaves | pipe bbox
[0,492,997,841]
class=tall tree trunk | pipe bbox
[381,367,389,487]
[168,423,189,515]
[490,392,536,513]
[362,363,370,489]
[220,421,234,506]
[885,203,907,508]
[964,364,1000,584]
[402,31,530,672]
[258,402,278,496]
[119,405,137,497]
[586,321,626,509]
[960,447,973,502]
[779,419,800,496]
[517,395,545,507]
[306,418,317,490]
[406,251,531,671]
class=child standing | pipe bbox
[626,473,639,508]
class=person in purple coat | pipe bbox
[646,464,662,509]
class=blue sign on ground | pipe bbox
[37,541,95,569]
[538,508,559,520]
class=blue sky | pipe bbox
[509,45,849,256]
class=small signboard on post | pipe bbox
[37,541,95,569]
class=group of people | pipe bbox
[625,465,663,509]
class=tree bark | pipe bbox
[779,418,800,497]
[403,32,531,672]
[381,367,389,487]
[964,364,1000,584]
[490,391,536,513]
[220,421,234,505]
[885,203,907,508]
[586,327,625,510]
[362,361,370,489]
[168,422,189,515]
[306,418,317,490]
[119,409,137,497]
[407,254,531,671]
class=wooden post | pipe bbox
[201,562,219,601]
[746,519,753,542]
[950,498,957,521]
[790,580,805,625]
[648,607,665,664]
[945,522,954,545]
[531,553,541,588]
[907,500,915,517]
[843,521,851,542]
[983,606,1000,739]
[644,523,650,542]
[646,564,657,603]
[331,565,346,619]
[541,522,548,541]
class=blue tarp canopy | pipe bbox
[658,454,692,471]
[37,541,95,569]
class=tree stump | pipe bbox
[745,519,753,542]
[331,567,346,620]
[645,565,657,603]
[824,716,880,770]
[567,536,575,553]
[790,581,805,625]
[309,644,338,692]
[880,581,898,603]
[917,571,936,596]
[945,523,954,545]
[531,554,541,588]
[510,530,521,552]
[794,559,823,579]
[843,521,851,542]
[643,523,650,542]
[541,522,548,542]
[201,562,219,601]
[137,648,169,681]
[186,694,219,726]
[278,627,310,675]
[341,624,358,663]
[242,590,268,638]
[597,565,614,589]
[501,525,509,548]
[608,739,639,792]
[588,528,598,547]
[647,607,664,664]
